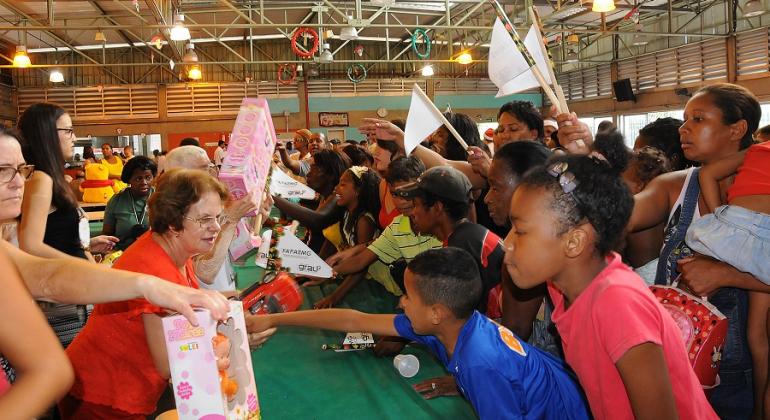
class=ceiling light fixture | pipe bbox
[319,43,334,63]
[632,23,648,46]
[421,65,434,76]
[95,30,107,43]
[170,14,191,41]
[455,52,473,65]
[592,0,616,13]
[183,43,198,63]
[188,64,202,80]
[13,45,31,68]
[743,0,766,17]
[566,49,579,63]
[49,69,64,83]
[567,33,580,44]
[340,15,359,40]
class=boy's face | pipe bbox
[503,185,566,289]
[399,269,434,335]
[390,181,415,216]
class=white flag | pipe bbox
[403,84,444,156]
[269,167,317,200]
[276,232,333,278]
[488,19,552,98]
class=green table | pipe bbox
[241,270,477,420]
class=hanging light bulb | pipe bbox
[187,64,202,80]
[592,0,616,13]
[183,43,198,63]
[319,43,334,64]
[566,49,579,63]
[632,23,648,46]
[421,65,434,77]
[95,30,107,42]
[743,0,765,17]
[49,69,64,83]
[170,14,191,41]
[12,46,31,68]
[340,16,359,40]
[455,52,473,65]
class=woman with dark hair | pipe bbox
[18,103,119,348]
[100,143,127,191]
[102,156,158,249]
[429,112,483,161]
[635,117,695,171]
[609,83,761,419]
[82,146,96,164]
[274,150,351,253]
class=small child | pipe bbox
[313,166,381,309]
[502,131,717,419]
[246,247,590,420]
[686,141,770,418]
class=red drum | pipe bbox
[240,272,303,315]
[650,285,728,389]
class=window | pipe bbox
[759,103,770,130]
[618,110,684,148]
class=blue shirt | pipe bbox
[394,311,589,420]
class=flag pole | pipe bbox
[528,6,570,113]
[487,0,563,113]
[413,84,470,150]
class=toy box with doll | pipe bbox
[162,301,260,420]
[219,97,277,217]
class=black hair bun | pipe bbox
[591,131,631,176]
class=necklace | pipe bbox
[127,189,150,225]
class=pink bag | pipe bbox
[650,285,728,390]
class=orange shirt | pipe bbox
[728,142,770,202]
[66,232,198,415]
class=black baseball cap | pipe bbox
[395,166,472,203]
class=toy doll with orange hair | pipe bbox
[212,333,238,401]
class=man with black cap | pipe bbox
[398,166,504,314]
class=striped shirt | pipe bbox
[366,215,442,295]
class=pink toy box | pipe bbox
[162,301,260,420]
[229,219,261,262]
[219,98,277,216]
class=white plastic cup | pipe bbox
[393,354,420,378]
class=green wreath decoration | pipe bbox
[411,28,431,59]
[347,63,367,83]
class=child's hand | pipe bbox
[413,375,460,399]
[326,248,357,268]
[248,327,277,348]
[467,146,491,178]
[313,294,340,309]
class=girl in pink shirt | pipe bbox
[501,131,717,419]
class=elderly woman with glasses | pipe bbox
[60,168,231,419]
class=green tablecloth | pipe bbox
[238,267,477,420]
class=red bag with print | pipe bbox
[650,285,728,390]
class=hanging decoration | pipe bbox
[411,28,431,59]
[277,63,298,85]
[291,27,319,59]
[347,63,367,83]
[353,44,364,57]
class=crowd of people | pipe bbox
[1,81,769,419]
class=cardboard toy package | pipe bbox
[228,219,262,262]
[162,301,260,420]
[219,97,278,216]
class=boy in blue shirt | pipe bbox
[246,247,588,419]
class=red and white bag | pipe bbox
[650,285,728,390]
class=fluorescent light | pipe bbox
[13,46,31,68]
[743,0,765,16]
[170,14,190,41]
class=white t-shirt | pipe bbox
[214,146,226,166]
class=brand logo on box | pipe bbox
[167,318,205,342]
[179,342,199,352]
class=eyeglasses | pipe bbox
[184,215,221,229]
[0,164,35,183]
[57,128,75,137]
[547,162,579,194]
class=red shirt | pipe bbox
[66,232,198,415]
[727,142,770,201]
[548,253,717,420]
